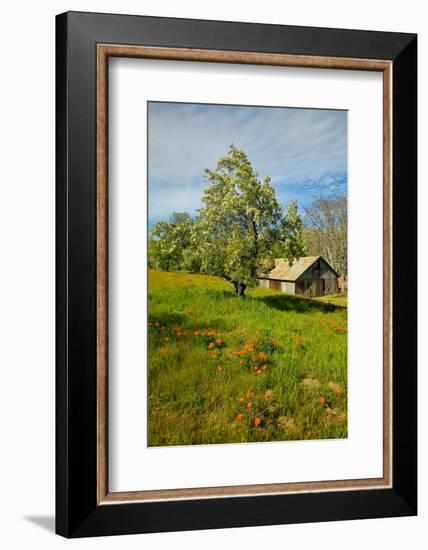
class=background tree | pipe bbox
[271,200,306,260]
[303,195,347,277]
[148,212,194,271]
[196,145,304,296]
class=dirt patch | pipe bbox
[302,378,320,389]
[278,416,297,432]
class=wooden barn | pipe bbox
[258,256,339,297]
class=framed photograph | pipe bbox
[56,11,417,537]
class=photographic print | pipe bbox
[147,101,348,447]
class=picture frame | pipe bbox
[56,11,417,538]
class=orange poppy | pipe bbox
[236,414,244,422]
[246,392,254,399]
[239,397,244,404]
[254,417,261,427]
[261,364,267,370]
[246,402,252,409]
[194,331,199,336]
[335,386,341,394]
[319,396,326,404]
[208,342,215,349]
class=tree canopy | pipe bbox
[149,212,194,272]
[195,145,304,295]
[149,145,305,296]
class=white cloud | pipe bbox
[148,102,347,223]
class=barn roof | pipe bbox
[262,256,337,282]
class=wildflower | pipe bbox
[335,386,341,394]
[264,392,271,400]
[236,414,244,422]
[239,397,244,404]
[259,352,267,360]
[155,322,160,327]
[160,348,167,353]
[194,331,199,336]
[239,359,244,365]
[251,356,257,362]
[202,332,206,337]
[208,342,215,349]
[216,338,222,345]
[319,396,326,404]
[246,402,252,409]
[216,366,223,373]
[261,364,267,370]
[246,392,254,399]
[210,351,218,359]
[254,417,261,427]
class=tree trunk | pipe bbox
[233,281,247,297]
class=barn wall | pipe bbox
[281,281,295,294]
[258,278,269,289]
[260,258,339,296]
[296,258,339,296]
[258,278,295,294]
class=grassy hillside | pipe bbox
[148,270,347,446]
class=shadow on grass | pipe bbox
[254,293,345,314]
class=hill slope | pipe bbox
[148,270,347,446]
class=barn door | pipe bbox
[269,280,281,291]
[314,278,325,296]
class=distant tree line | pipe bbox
[149,145,347,296]
[303,195,347,279]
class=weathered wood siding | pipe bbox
[258,278,270,289]
[258,279,296,294]
[296,257,338,297]
[259,257,338,297]
[281,281,296,294]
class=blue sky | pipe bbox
[148,102,347,228]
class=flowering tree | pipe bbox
[196,145,305,296]
[149,213,194,272]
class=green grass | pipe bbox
[314,293,348,307]
[148,269,347,446]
